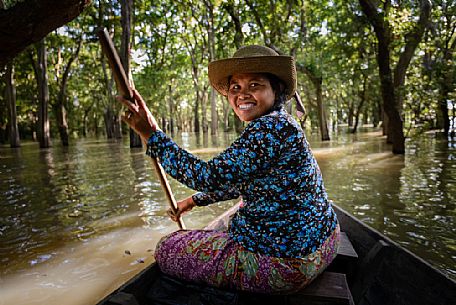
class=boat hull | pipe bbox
[97,204,456,305]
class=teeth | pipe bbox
[239,104,254,110]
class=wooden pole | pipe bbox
[97,27,185,230]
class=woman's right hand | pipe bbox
[117,89,158,141]
[167,195,196,222]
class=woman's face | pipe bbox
[227,73,275,122]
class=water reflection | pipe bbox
[0,129,455,305]
[316,130,456,279]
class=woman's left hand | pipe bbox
[167,196,196,222]
[117,89,158,140]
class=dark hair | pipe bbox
[264,73,288,111]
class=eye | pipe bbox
[229,84,240,91]
[250,82,265,89]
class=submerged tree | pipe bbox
[359,0,432,154]
[4,61,20,148]
[31,39,51,148]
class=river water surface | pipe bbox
[0,129,455,305]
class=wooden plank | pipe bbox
[289,272,354,305]
[338,232,358,258]
[350,240,390,304]
[146,271,354,305]
[326,232,358,277]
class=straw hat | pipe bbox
[208,45,297,100]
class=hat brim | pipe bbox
[208,56,297,101]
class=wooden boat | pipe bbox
[97,203,456,305]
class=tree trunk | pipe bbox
[168,85,175,135]
[194,98,200,133]
[210,88,217,135]
[101,44,121,139]
[372,100,381,128]
[0,0,91,65]
[347,103,354,127]
[437,46,455,137]
[359,0,403,152]
[352,75,368,134]
[120,0,141,147]
[223,1,246,134]
[201,89,208,133]
[0,101,6,144]
[452,102,456,137]
[380,47,405,150]
[203,0,218,135]
[434,3,455,137]
[382,111,388,137]
[55,40,81,146]
[34,39,51,148]
[97,1,120,139]
[393,1,432,112]
[315,77,330,141]
[103,107,122,139]
[188,52,201,133]
[82,106,91,137]
[362,107,369,125]
[161,117,167,132]
[296,64,329,141]
[359,0,431,154]
[55,103,69,146]
[439,96,450,137]
[223,98,230,132]
[5,61,20,148]
[104,109,114,139]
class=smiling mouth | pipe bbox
[238,103,255,110]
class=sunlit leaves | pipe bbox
[2,0,454,140]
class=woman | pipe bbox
[119,45,339,294]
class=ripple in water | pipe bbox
[0,130,455,305]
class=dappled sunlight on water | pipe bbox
[314,131,456,279]
[0,129,455,304]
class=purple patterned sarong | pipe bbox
[155,225,340,294]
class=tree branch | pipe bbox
[245,0,268,46]
[0,0,91,66]
[394,0,432,88]
[223,1,244,48]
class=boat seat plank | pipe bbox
[327,232,358,277]
[338,232,358,258]
[146,271,354,305]
[288,272,355,305]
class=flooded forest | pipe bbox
[0,1,455,305]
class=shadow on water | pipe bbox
[0,128,455,305]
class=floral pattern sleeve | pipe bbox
[192,187,241,206]
[146,110,338,258]
[146,116,283,195]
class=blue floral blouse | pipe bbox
[146,109,338,258]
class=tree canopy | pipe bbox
[0,0,454,154]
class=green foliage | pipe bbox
[2,0,25,10]
[2,0,454,141]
